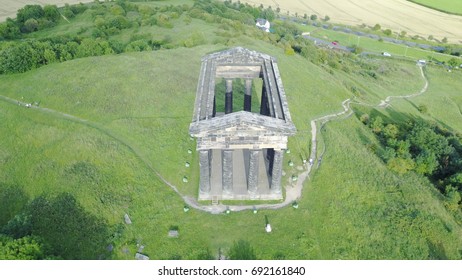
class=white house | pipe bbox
[256,18,270,32]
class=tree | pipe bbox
[310,14,317,21]
[372,23,381,31]
[447,58,460,68]
[387,157,415,174]
[110,4,126,16]
[442,37,448,43]
[0,235,46,260]
[444,185,461,213]
[383,29,392,36]
[23,18,39,33]
[125,39,152,52]
[0,185,28,227]
[324,15,330,22]
[16,5,44,25]
[43,5,60,22]
[0,42,39,74]
[43,49,57,64]
[359,113,369,124]
[0,18,21,39]
[370,116,384,134]
[414,151,438,175]
[383,123,399,139]
[228,240,257,260]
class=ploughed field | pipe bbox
[243,0,462,43]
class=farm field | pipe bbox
[408,0,462,15]
[2,0,462,43]
[1,0,462,260]
[243,0,462,43]
[299,25,453,62]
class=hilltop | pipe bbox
[0,0,462,260]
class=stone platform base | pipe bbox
[198,149,283,201]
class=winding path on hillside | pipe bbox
[0,65,428,214]
[187,63,429,214]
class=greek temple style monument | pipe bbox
[189,47,296,201]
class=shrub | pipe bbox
[284,45,295,55]
[125,39,152,52]
[0,42,39,74]
[17,5,44,25]
[228,240,257,260]
[183,32,206,48]
[43,5,60,22]
[418,104,428,114]
[23,18,39,33]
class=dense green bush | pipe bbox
[364,116,462,212]
[0,235,47,260]
[228,240,257,260]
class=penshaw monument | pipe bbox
[189,47,296,201]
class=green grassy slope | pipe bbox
[2,44,461,259]
[1,0,462,260]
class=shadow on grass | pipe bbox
[2,192,112,260]
[0,183,29,228]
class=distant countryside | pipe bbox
[408,0,462,15]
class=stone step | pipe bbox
[212,195,219,205]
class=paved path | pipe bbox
[0,65,428,214]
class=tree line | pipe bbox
[361,114,462,215]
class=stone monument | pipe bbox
[189,47,296,201]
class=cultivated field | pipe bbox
[0,0,92,22]
[409,0,462,15]
[2,0,462,43]
[243,0,462,43]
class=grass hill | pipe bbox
[0,0,462,259]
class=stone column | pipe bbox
[244,79,252,112]
[260,83,268,116]
[247,149,260,194]
[270,149,284,194]
[225,79,233,114]
[222,150,233,194]
[199,150,211,194]
[212,95,216,117]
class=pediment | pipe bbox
[203,47,274,65]
[189,111,295,137]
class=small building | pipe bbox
[189,47,296,201]
[256,18,270,32]
[417,59,426,66]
